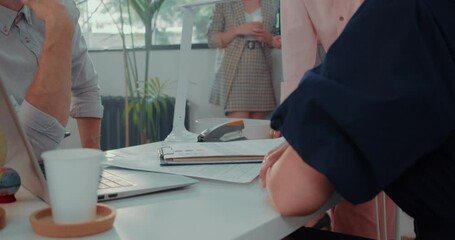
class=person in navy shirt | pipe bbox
[260,0,455,238]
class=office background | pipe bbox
[59,1,415,238]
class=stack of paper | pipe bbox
[105,138,285,183]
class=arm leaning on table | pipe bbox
[261,142,334,216]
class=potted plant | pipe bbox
[78,0,182,147]
[117,0,173,144]
[126,76,175,143]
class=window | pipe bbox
[75,0,213,50]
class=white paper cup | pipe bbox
[42,148,104,224]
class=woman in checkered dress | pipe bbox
[207,0,278,119]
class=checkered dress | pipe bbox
[207,0,278,113]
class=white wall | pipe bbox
[91,48,283,132]
[62,48,282,148]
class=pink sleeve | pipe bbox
[280,1,318,102]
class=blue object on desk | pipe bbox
[0,167,21,203]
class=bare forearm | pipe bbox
[23,0,75,126]
[266,146,334,216]
[76,118,101,149]
[26,36,73,126]
[217,27,240,48]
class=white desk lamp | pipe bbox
[165,0,242,143]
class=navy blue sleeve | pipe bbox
[271,0,455,203]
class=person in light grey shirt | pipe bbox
[0,0,103,159]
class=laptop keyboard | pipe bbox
[40,162,133,190]
[99,171,133,189]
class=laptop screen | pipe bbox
[0,80,49,203]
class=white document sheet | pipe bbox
[104,138,285,183]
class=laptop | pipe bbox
[0,80,198,203]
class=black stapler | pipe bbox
[197,120,248,142]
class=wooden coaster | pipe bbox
[29,204,115,238]
[0,207,5,230]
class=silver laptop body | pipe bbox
[0,80,198,203]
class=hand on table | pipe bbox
[259,141,289,188]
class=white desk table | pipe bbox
[0,142,341,240]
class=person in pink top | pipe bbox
[271,1,397,239]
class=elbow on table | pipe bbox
[265,146,334,217]
[268,188,323,217]
[266,160,334,217]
